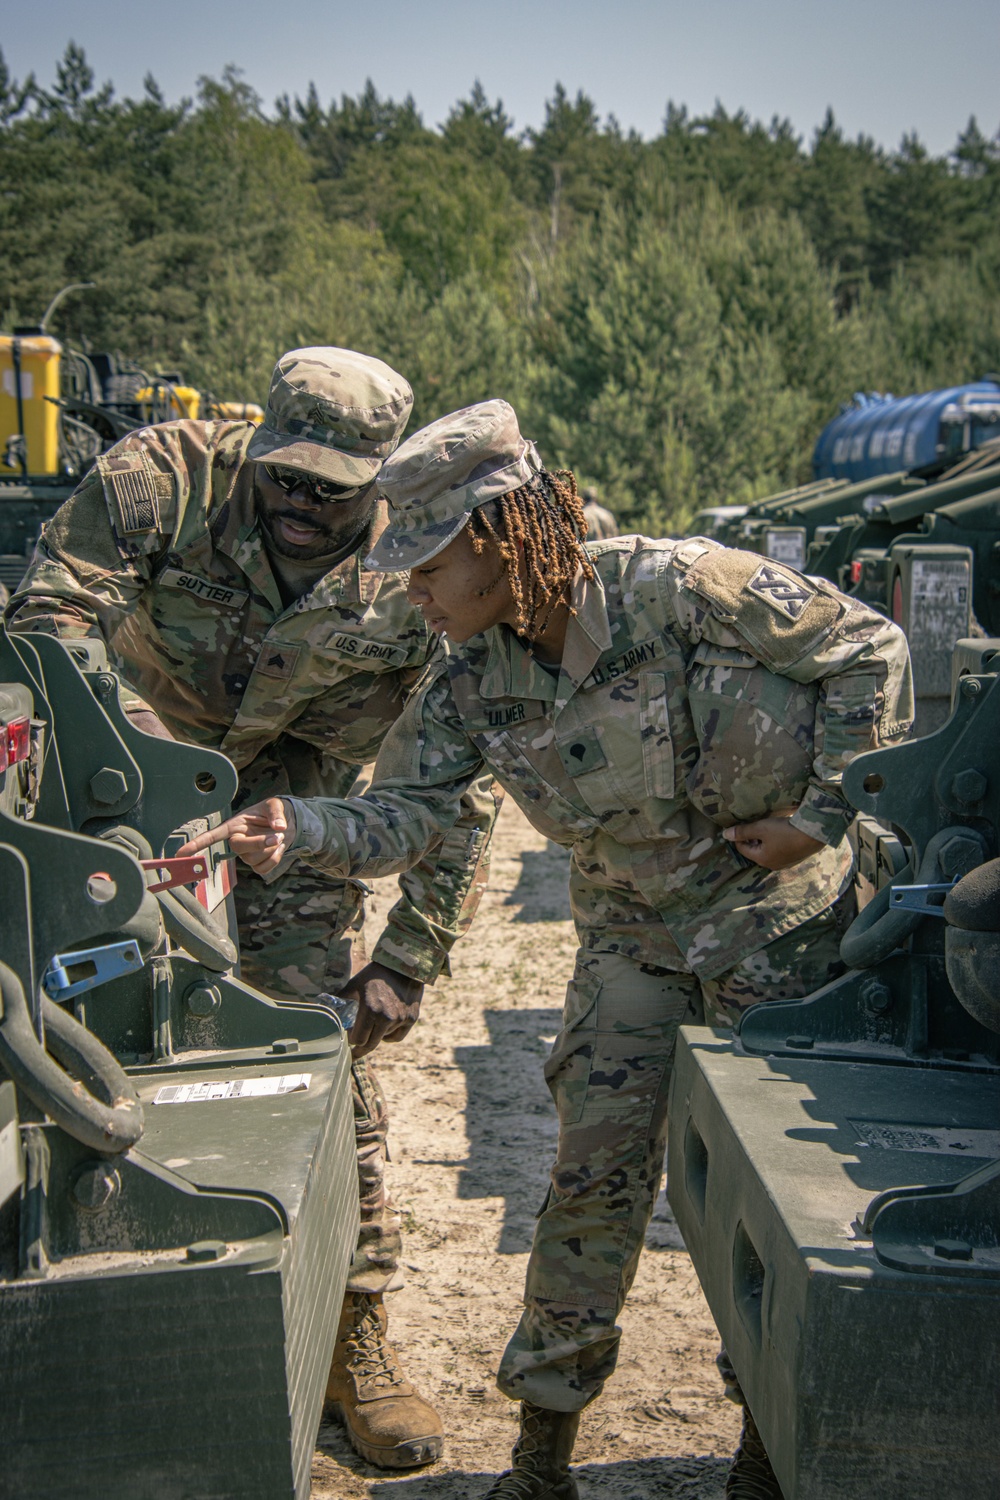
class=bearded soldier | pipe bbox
[5,349,501,1472]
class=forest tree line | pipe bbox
[2,44,999,530]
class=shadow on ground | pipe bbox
[505,841,572,921]
[451,1005,561,1252]
[362,1454,729,1497]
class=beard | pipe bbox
[256,492,376,562]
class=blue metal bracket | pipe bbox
[890,878,960,916]
[42,940,144,1000]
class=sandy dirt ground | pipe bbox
[311,797,741,1499]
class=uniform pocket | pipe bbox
[640,671,675,800]
[542,965,603,1126]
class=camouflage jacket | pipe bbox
[283,536,913,979]
[5,418,499,982]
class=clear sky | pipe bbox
[4,0,998,156]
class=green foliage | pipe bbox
[3,44,999,527]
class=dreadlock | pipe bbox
[467,469,595,642]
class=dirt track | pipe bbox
[312,798,740,1498]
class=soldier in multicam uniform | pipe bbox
[186,399,914,1500]
[579,483,618,542]
[5,349,503,1474]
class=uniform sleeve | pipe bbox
[668,542,914,847]
[370,770,503,983]
[285,657,495,906]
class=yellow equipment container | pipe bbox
[0,334,62,475]
[134,383,202,421]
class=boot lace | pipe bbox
[344,1295,406,1393]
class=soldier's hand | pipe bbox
[723,814,824,870]
[175,796,296,875]
[340,961,423,1059]
[124,705,173,740]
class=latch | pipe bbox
[889,878,960,916]
[43,940,144,999]
[140,855,212,892]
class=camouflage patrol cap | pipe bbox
[366,399,542,571]
[246,346,413,486]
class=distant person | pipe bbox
[580,483,618,540]
[6,348,502,1474]
[184,399,914,1500]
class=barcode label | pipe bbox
[153,1074,311,1104]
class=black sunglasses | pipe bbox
[263,462,364,503]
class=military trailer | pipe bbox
[0,624,355,1500]
[668,640,1000,1498]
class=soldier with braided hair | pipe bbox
[184,398,913,1499]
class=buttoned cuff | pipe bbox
[789,786,856,848]
[371,927,451,984]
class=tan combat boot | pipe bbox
[325,1291,443,1469]
[725,1406,784,1499]
[483,1402,581,1499]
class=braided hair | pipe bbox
[466,469,595,642]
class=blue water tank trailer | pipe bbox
[814,379,1000,482]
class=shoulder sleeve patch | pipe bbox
[683,548,844,670]
[97,453,171,538]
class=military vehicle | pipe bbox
[0,296,262,594]
[0,623,355,1499]
[668,638,1000,1498]
[685,375,1000,735]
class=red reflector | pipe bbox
[850,561,863,585]
[5,717,30,767]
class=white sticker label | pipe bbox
[153,1074,311,1104]
[2,369,33,400]
[765,530,806,569]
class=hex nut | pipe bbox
[271,1037,300,1055]
[89,766,129,805]
[861,980,892,1014]
[951,768,988,805]
[938,835,984,881]
[186,984,222,1017]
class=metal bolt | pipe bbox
[861,980,892,1014]
[938,835,984,881]
[933,1239,972,1262]
[785,1035,815,1050]
[89,766,129,805]
[186,984,222,1017]
[951,768,988,805]
[94,673,117,700]
[961,677,982,698]
[72,1161,120,1211]
[271,1037,300,1055]
[186,1240,227,1263]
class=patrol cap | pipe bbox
[247,346,413,486]
[366,399,542,571]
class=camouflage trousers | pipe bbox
[496,897,848,1412]
[235,864,403,1296]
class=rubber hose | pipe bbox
[158,884,237,972]
[0,961,143,1154]
[840,827,985,970]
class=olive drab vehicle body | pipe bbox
[0,623,356,1500]
[689,399,1000,734]
[668,639,1000,1498]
